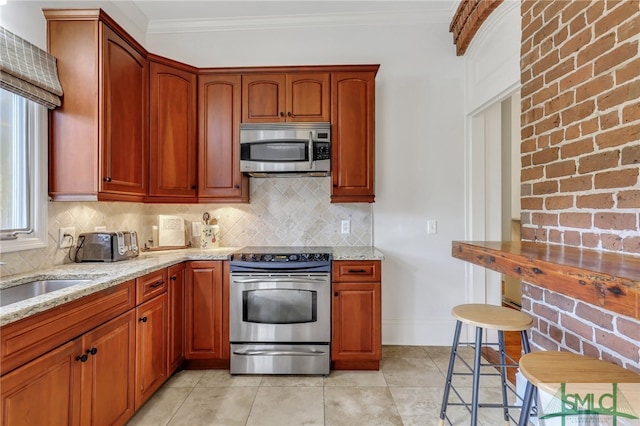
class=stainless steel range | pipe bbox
[229,247,332,375]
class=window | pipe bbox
[0,87,47,253]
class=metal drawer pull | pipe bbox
[347,269,367,273]
[233,349,326,356]
[149,280,164,288]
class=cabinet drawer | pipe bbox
[332,261,381,282]
[0,280,135,375]
[136,269,167,303]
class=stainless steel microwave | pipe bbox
[240,122,330,177]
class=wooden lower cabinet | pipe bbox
[0,310,136,426]
[331,260,382,370]
[135,293,168,409]
[81,310,136,425]
[185,261,229,367]
[167,263,186,375]
[1,339,82,426]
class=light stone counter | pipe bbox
[0,246,383,327]
[331,246,384,261]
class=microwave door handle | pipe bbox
[308,131,314,170]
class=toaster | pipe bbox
[74,231,139,262]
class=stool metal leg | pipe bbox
[498,330,510,424]
[517,381,536,426]
[471,325,483,426]
[439,320,463,426]
[520,330,531,354]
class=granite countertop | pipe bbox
[0,246,384,327]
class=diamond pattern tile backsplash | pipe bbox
[0,178,372,277]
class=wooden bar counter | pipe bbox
[452,241,640,319]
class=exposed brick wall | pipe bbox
[520,0,640,253]
[522,282,640,373]
[450,0,504,55]
[520,0,640,370]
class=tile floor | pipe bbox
[127,345,525,426]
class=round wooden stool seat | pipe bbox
[451,304,533,331]
[519,351,640,390]
[516,351,640,425]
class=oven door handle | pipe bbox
[233,349,327,356]
[232,277,327,284]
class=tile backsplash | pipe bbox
[0,177,372,277]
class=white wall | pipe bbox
[463,1,521,311]
[3,1,469,345]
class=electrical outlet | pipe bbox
[59,227,76,248]
[426,220,437,235]
[341,219,350,234]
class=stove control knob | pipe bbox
[288,254,298,262]
[263,254,273,262]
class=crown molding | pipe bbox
[146,8,455,34]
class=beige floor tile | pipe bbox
[324,387,403,426]
[246,386,324,426]
[197,369,263,387]
[382,345,429,359]
[167,387,257,426]
[127,387,192,426]
[388,386,443,417]
[324,370,388,387]
[260,375,324,387]
[381,356,445,387]
[164,370,205,388]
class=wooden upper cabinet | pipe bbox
[45,9,148,202]
[331,71,377,203]
[198,73,249,202]
[242,73,330,122]
[148,58,197,201]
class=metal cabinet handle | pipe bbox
[279,112,285,117]
[76,354,88,362]
[334,291,339,297]
[103,177,112,182]
[139,317,148,323]
[308,131,314,169]
[170,276,177,281]
[287,112,292,117]
[348,269,367,273]
[149,280,164,288]
[86,347,98,355]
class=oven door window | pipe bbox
[243,289,317,324]
[241,141,308,162]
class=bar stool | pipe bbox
[439,304,533,426]
[517,351,640,426]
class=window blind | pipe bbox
[0,26,63,109]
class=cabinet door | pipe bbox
[168,263,186,375]
[331,282,381,365]
[185,261,228,360]
[1,339,82,426]
[100,24,148,199]
[135,294,168,409]
[242,74,286,122]
[149,61,197,199]
[198,74,249,202]
[81,310,136,426]
[287,73,330,122]
[331,72,376,203]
